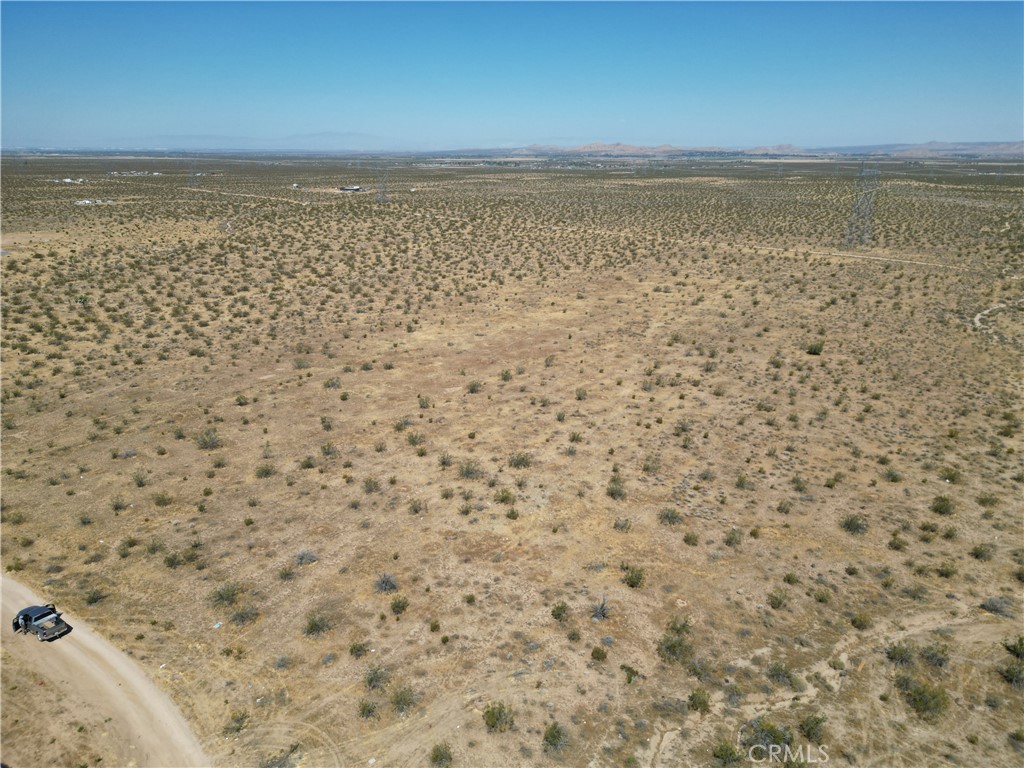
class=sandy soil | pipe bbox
[1,577,210,768]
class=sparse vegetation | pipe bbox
[1,153,1019,768]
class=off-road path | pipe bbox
[1,577,210,768]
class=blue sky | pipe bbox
[2,2,1021,151]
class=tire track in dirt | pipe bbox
[643,605,989,767]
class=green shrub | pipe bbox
[543,721,567,752]
[971,543,995,561]
[365,665,389,690]
[606,470,626,500]
[850,612,872,630]
[195,428,222,450]
[799,713,827,744]
[1004,636,1024,660]
[688,687,711,714]
[841,514,868,535]
[230,606,258,625]
[551,601,569,623]
[349,642,369,658]
[939,467,963,484]
[211,581,242,607]
[885,642,916,667]
[304,612,330,636]
[767,589,788,610]
[742,717,792,751]
[712,742,742,765]
[391,596,409,616]
[766,662,798,689]
[620,664,641,683]
[494,488,514,505]
[930,496,955,515]
[896,674,949,720]
[482,701,515,732]
[659,508,682,525]
[657,617,693,665]
[458,461,483,480]
[508,452,532,469]
[429,742,453,767]
[1000,660,1024,690]
[591,646,608,662]
[919,642,950,668]
[621,565,645,589]
[391,685,415,715]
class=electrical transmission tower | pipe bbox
[376,167,389,205]
[841,164,880,249]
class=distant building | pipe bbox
[339,185,363,192]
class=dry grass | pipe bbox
[2,154,1022,767]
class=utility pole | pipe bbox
[841,164,880,249]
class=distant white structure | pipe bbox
[339,185,363,192]
[292,183,301,189]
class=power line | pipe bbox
[841,164,880,249]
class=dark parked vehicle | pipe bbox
[12,604,73,641]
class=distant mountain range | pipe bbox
[509,140,1023,160]
[8,139,1021,160]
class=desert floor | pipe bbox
[1,155,1022,767]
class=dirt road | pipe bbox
[1,577,210,767]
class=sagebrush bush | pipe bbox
[896,674,949,721]
[483,701,515,732]
[657,617,693,665]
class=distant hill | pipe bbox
[507,140,1023,160]
[812,141,1023,159]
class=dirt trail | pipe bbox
[1,577,210,768]
[643,605,993,767]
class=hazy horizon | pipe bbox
[2,2,1022,152]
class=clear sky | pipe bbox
[2,1,1021,151]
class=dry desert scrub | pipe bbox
[1,154,1022,767]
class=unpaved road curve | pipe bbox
[2,577,210,767]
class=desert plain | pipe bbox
[1,153,1022,767]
